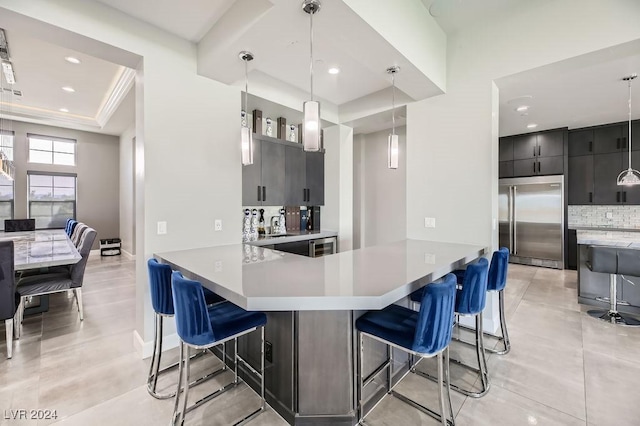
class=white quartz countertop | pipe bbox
[577,230,640,248]
[246,230,338,247]
[0,229,81,270]
[155,239,486,311]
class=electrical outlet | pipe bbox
[424,253,436,264]
[214,261,223,272]
[424,217,436,228]
[265,341,273,363]
[606,212,613,219]
[215,219,223,231]
[157,221,167,235]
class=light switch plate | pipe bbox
[606,212,613,219]
[424,217,436,228]
[215,219,222,231]
[157,221,167,235]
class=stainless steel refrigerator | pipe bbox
[499,175,565,269]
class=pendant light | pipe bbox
[617,74,640,186]
[0,58,15,181]
[387,66,400,169]
[302,0,321,152]
[239,51,254,166]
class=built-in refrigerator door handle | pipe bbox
[512,186,517,255]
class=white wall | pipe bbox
[359,127,406,247]
[323,125,354,252]
[119,123,135,256]
[7,120,119,248]
[407,0,640,252]
[0,0,242,353]
[352,134,365,249]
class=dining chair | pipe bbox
[0,241,17,358]
[15,228,97,338]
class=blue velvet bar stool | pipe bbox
[171,271,267,426]
[449,248,510,354]
[146,259,225,399]
[356,274,457,426]
[411,258,490,398]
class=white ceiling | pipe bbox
[94,0,235,42]
[0,29,134,135]
[423,0,532,35]
[497,40,640,137]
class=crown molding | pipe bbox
[96,66,135,127]
[0,102,97,128]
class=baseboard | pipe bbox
[121,249,136,260]
[133,329,180,359]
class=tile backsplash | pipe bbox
[568,205,640,229]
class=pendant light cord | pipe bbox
[391,72,396,135]
[310,10,314,101]
[628,78,632,170]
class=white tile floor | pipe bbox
[1,257,639,425]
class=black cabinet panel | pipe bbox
[568,155,594,205]
[633,120,640,151]
[499,137,513,162]
[593,152,623,204]
[242,138,262,205]
[569,129,594,157]
[594,125,623,154]
[567,230,577,270]
[513,134,538,160]
[513,159,536,177]
[499,161,513,178]
[285,146,306,206]
[537,156,564,175]
[305,152,324,205]
[261,142,286,206]
[537,131,564,157]
[622,151,640,204]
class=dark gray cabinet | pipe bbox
[513,134,538,160]
[568,129,594,157]
[633,120,640,151]
[242,139,263,206]
[537,132,564,157]
[593,152,623,204]
[499,161,513,178]
[499,137,514,162]
[285,146,306,205]
[243,135,325,206]
[594,124,627,154]
[306,152,324,205]
[513,159,536,177]
[622,151,640,204]
[538,156,564,175]
[568,155,594,204]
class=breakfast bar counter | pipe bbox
[155,239,486,425]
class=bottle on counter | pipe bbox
[250,209,259,241]
[258,208,265,235]
[279,208,286,234]
[242,209,251,242]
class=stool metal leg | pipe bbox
[172,342,186,426]
[444,347,454,424]
[180,345,191,426]
[358,331,364,423]
[588,274,640,326]
[487,289,511,354]
[388,344,393,393]
[437,352,446,426]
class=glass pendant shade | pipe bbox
[241,124,253,166]
[617,168,640,185]
[617,74,639,185]
[303,100,321,152]
[388,134,399,169]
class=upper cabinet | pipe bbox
[242,134,325,206]
[568,129,593,157]
[593,124,628,154]
[499,129,565,178]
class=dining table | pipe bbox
[0,229,82,314]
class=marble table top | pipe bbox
[577,229,640,248]
[155,239,486,311]
[0,229,82,271]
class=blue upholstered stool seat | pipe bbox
[356,304,420,352]
[189,301,266,347]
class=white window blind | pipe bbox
[28,172,76,229]
[28,134,76,166]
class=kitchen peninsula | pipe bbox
[576,229,640,315]
[155,239,485,425]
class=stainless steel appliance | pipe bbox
[499,175,564,269]
[309,237,337,257]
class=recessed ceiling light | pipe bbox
[527,123,538,129]
[328,67,340,75]
[59,108,69,113]
[64,56,81,64]
[515,105,529,112]
[61,86,75,93]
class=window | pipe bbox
[28,134,76,166]
[28,172,76,229]
[0,175,14,230]
[0,130,14,161]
